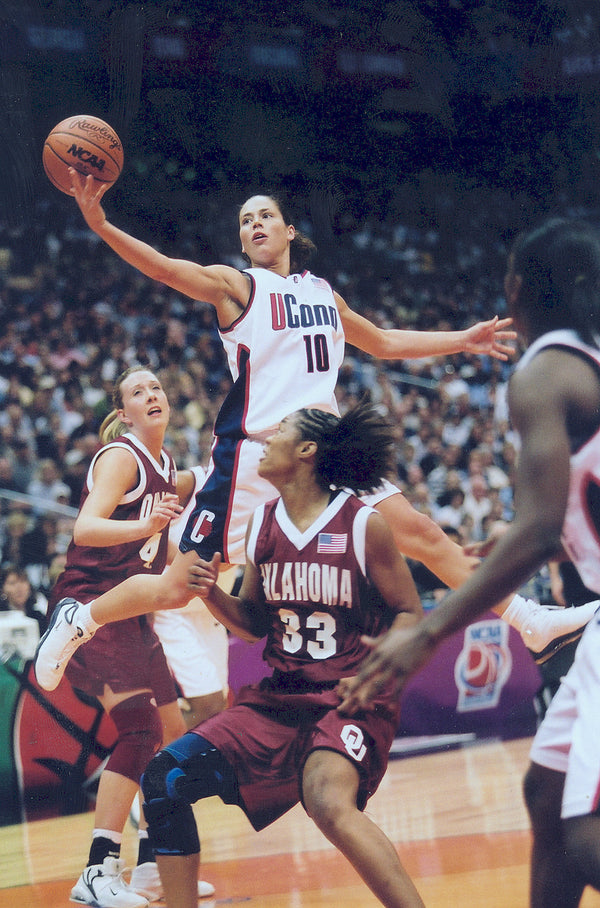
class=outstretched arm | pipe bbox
[68,170,249,321]
[336,292,516,361]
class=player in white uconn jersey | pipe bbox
[64,175,514,565]
[35,181,586,691]
[338,218,600,907]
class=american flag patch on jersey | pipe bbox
[311,276,331,291]
[317,532,347,553]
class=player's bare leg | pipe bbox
[563,814,600,893]
[154,854,199,908]
[302,749,424,908]
[524,762,585,908]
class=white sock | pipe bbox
[93,828,122,844]
[502,594,599,652]
[77,600,102,634]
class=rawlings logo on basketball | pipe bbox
[67,117,122,151]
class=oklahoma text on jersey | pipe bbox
[260,561,353,608]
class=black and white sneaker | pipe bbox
[528,625,588,665]
[70,856,148,907]
[34,597,95,691]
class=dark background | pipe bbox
[3,0,600,279]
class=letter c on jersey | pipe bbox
[189,510,216,543]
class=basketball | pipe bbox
[42,115,124,195]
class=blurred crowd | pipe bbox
[0,182,552,616]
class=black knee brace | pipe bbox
[141,734,239,856]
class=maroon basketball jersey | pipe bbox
[51,434,177,607]
[247,490,396,683]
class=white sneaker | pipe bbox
[130,862,216,900]
[71,857,148,908]
[34,597,95,691]
[521,599,600,664]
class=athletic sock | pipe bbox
[88,831,122,866]
[77,600,102,634]
[137,830,154,866]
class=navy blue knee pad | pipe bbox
[141,733,239,856]
[106,692,163,784]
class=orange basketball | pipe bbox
[42,115,124,195]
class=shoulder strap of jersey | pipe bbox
[246,502,267,565]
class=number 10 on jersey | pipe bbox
[303,334,330,373]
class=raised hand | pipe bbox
[463,316,516,361]
[68,169,110,233]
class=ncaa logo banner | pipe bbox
[454,619,513,712]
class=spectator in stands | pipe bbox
[26,458,70,512]
[0,564,47,635]
[1,510,29,565]
[0,456,20,494]
[10,439,36,493]
[462,473,492,540]
[433,487,466,531]
[21,514,61,595]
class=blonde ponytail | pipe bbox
[99,409,129,444]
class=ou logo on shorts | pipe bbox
[340,724,366,761]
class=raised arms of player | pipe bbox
[68,171,249,325]
[73,447,182,548]
[335,292,516,361]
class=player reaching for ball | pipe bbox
[34,181,594,697]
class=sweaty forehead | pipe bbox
[281,411,302,432]
[122,370,157,392]
[239,195,278,220]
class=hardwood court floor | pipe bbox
[2,735,600,907]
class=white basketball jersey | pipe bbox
[517,329,600,593]
[219,269,345,437]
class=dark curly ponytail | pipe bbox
[294,401,397,493]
